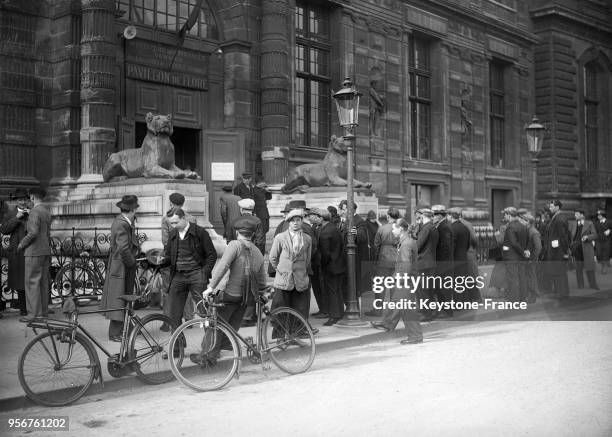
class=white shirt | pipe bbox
[179,222,191,240]
[121,214,133,227]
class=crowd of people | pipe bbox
[2,177,611,348]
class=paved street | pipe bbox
[1,308,611,436]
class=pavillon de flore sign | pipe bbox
[126,64,208,91]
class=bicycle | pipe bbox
[18,295,179,407]
[168,288,316,392]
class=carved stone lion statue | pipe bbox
[281,135,372,194]
[102,113,199,182]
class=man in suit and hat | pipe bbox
[1,188,32,316]
[415,208,438,321]
[312,207,346,326]
[234,172,254,199]
[100,195,141,340]
[570,209,598,290]
[543,200,570,300]
[17,187,51,321]
[219,186,241,240]
[594,209,611,274]
[430,205,454,318]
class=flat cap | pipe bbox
[419,208,433,217]
[238,198,255,210]
[169,192,185,206]
[431,204,447,214]
[517,208,529,216]
[448,207,463,215]
[233,216,256,234]
[309,207,330,220]
[503,206,518,216]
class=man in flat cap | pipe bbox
[234,172,254,200]
[543,200,570,299]
[219,186,241,240]
[269,208,313,323]
[1,188,32,316]
[229,197,266,326]
[195,217,267,366]
[100,195,141,340]
[502,207,529,302]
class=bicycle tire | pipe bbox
[129,313,177,384]
[168,318,240,392]
[54,263,99,299]
[263,307,315,374]
[18,331,97,407]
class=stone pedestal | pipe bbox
[266,187,379,242]
[48,179,224,253]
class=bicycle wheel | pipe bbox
[263,307,315,374]
[168,318,240,392]
[18,331,97,407]
[129,314,176,384]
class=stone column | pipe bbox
[78,0,116,184]
[260,0,291,184]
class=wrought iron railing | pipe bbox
[1,228,153,307]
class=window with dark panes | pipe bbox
[409,37,431,160]
[584,62,599,170]
[490,61,505,168]
[295,1,331,148]
[117,0,218,39]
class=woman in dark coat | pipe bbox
[0,188,31,315]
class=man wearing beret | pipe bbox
[1,188,31,316]
[100,195,141,340]
[416,208,438,321]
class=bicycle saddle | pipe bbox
[118,295,142,302]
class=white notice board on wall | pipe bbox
[211,162,235,181]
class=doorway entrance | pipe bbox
[491,189,514,228]
[135,122,201,175]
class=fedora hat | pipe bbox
[12,188,29,200]
[116,195,139,211]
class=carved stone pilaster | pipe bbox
[78,0,115,183]
[260,0,291,184]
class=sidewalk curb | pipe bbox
[2,290,609,412]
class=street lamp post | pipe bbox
[525,115,545,214]
[332,78,367,326]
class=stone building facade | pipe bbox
[531,0,612,216]
[1,0,610,229]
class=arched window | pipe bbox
[117,0,218,40]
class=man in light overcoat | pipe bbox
[269,208,312,322]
